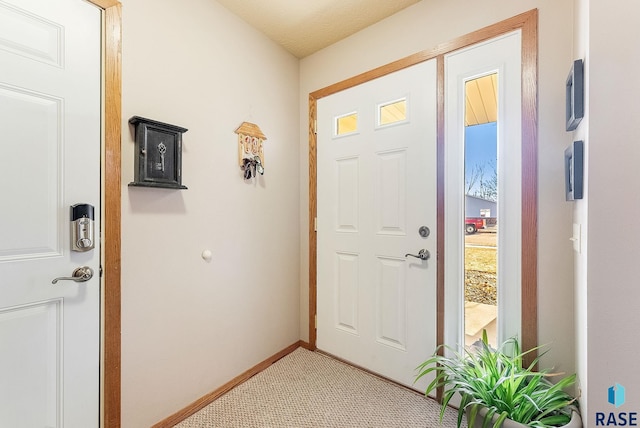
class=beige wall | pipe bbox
[117,0,640,424]
[574,0,640,423]
[572,0,589,418]
[120,0,300,426]
[299,0,577,374]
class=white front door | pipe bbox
[317,60,437,390]
[0,0,101,426]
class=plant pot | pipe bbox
[466,406,582,428]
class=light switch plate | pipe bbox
[571,223,581,253]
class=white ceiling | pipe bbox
[215,0,422,58]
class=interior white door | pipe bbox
[0,0,101,426]
[317,60,437,390]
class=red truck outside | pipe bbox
[465,217,485,234]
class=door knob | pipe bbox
[405,249,430,261]
[52,266,94,284]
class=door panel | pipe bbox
[317,60,437,391]
[377,150,407,235]
[0,0,101,426]
[0,1,64,67]
[0,300,62,427]
[0,84,62,260]
[335,252,359,333]
[376,256,407,350]
[335,157,359,232]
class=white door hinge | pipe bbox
[315,314,317,329]
[314,217,317,232]
[314,119,317,135]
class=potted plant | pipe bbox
[415,331,582,428]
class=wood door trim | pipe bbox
[520,9,538,364]
[87,1,122,427]
[90,0,120,8]
[308,94,318,349]
[308,10,538,363]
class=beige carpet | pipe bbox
[175,348,462,427]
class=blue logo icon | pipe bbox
[609,383,626,408]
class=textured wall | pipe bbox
[572,0,589,418]
[120,0,300,426]
[575,0,640,423]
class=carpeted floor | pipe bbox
[175,347,463,427]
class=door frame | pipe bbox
[85,1,122,427]
[308,10,538,365]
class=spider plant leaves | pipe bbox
[415,331,579,427]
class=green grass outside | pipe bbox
[465,247,497,273]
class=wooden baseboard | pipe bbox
[152,341,303,428]
[299,340,312,350]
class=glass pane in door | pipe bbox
[464,73,498,347]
